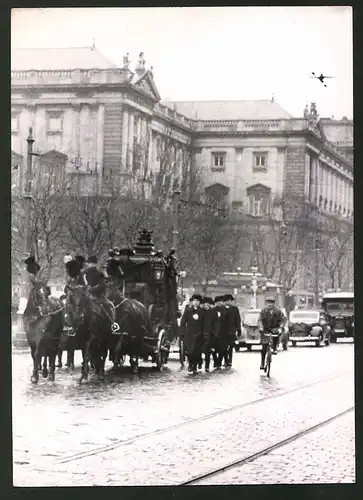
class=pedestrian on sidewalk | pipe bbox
[180,294,204,374]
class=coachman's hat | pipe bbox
[87,256,98,264]
[191,294,202,302]
[199,296,206,305]
[75,255,86,268]
[24,256,40,275]
[204,297,214,305]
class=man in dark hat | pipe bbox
[258,296,284,370]
[197,297,206,370]
[202,296,218,372]
[83,256,116,326]
[180,293,204,374]
[106,254,124,290]
[212,295,225,369]
[223,294,242,367]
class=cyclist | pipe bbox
[258,296,284,370]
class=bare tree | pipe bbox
[319,215,353,289]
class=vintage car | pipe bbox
[235,308,261,351]
[321,292,354,343]
[288,309,331,347]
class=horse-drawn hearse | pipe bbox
[108,229,181,373]
[22,229,183,383]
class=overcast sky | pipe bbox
[11,7,353,119]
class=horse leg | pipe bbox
[80,342,91,383]
[42,356,49,378]
[57,349,63,368]
[31,342,41,384]
[70,348,75,370]
[48,352,56,382]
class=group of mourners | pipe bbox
[179,293,242,374]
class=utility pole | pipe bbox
[172,190,181,251]
[15,128,35,342]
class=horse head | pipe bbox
[30,281,51,316]
[66,284,88,328]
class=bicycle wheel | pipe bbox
[265,350,271,377]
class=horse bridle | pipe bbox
[31,287,65,318]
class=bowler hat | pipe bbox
[191,294,202,302]
[204,297,214,305]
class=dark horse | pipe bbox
[23,281,64,383]
[107,287,149,374]
[76,287,114,383]
[58,287,89,371]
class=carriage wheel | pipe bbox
[155,329,169,371]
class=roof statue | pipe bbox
[310,102,318,117]
[304,104,309,118]
[123,52,130,69]
[149,66,154,77]
[135,52,146,72]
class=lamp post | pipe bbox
[250,265,258,309]
[14,128,35,346]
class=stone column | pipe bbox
[96,104,105,192]
[148,129,153,173]
[310,154,317,205]
[136,116,142,143]
[121,108,129,171]
[316,160,322,207]
[128,112,134,169]
[304,152,310,200]
[327,170,333,212]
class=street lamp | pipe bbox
[250,265,258,309]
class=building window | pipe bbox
[253,152,268,171]
[247,184,271,217]
[156,137,161,161]
[212,153,226,171]
[47,113,63,134]
[11,114,19,133]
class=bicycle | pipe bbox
[264,329,281,378]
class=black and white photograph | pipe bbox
[11,6,354,487]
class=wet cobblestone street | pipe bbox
[12,341,355,486]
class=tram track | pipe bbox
[55,370,350,465]
[178,406,354,485]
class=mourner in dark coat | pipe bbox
[203,296,218,372]
[82,256,116,324]
[180,294,204,374]
[212,295,225,368]
[258,296,284,369]
[223,294,242,366]
[197,296,206,370]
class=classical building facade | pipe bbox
[11,46,354,291]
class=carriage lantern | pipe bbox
[154,269,164,281]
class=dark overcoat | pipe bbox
[180,305,204,356]
[203,307,220,352]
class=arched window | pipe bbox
[246,183,271,216]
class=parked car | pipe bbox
[235,308,261,351]
[288,309,331,347]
